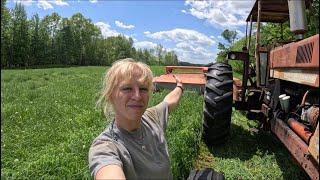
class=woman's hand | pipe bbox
[173,74,183,87]
[163,74,184,113]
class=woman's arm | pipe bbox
[163,74,183,113]
[96,165,126,180]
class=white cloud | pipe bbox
[146,28,216,64]
[95,21,136,41]
[95,22,120,38]
[89,0,98,3]
[131,37,138,42]
[15,0,68,10]
[183,0,255,28]
[146,28,215,46]
[134,41,158,50]
[53,0,68,6]
[38,1,53,10]
[115,20,135,29]
[236,30,245,39]
[174,42,216,64]
[14,0,33,6]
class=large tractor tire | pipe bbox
[203,62,233,146]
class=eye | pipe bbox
[120,87,132,92]
[140,87,149,92]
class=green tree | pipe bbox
[69,13,101,65]
[38,15,52,65]
[1,0,12,68]
[41,13,61,64]
[55,18,74,65]
[216,29,238,63]
[222,29,238,44]
[305,0,319,37]
[11,3,30,67]
[143,49,152,65]
[29,13,42,66]
[155,44,164,65]
[164,51,178,65]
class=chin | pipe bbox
[131,113,143,120]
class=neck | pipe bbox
[115,117,141,132]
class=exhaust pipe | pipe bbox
[287,0,308,39]
[287,118,312,144]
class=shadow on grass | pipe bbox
[204,122,310,180]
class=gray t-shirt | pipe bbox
[89,101,172,180]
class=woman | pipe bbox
[89,58,184,179]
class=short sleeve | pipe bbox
[88,139,123,177]
[144,101,169,131]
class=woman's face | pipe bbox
[111,76,150,123]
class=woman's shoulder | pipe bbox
[145,101,168,118]
[91,125,115,146]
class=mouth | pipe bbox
[127,105,144,109]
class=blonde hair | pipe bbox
[97,58,154,118]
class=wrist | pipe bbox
[176,84,184,92]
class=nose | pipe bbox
[132,87,142,100]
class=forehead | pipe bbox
[119,78,147,86]
[118,71,147,85]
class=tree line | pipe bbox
[1,1,179,69]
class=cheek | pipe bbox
[144,94,150,103]
[110,92,121,107]
[109,93,116,105]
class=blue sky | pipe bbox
[7,0,255,64]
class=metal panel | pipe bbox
[153,66,208,93]
[270,69,319,87]
[165,66,208,74]
[270,34,319,69]
[153,73,206,85]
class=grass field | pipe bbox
[1,66,308,179]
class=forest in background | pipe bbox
[1,0,318,69]
[1,1,179,69]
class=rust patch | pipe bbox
[309,124,319,164]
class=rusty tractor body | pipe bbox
[227,0,319,179]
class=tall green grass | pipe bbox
[150,90,203,179]
[1,67,105,179]
[1,66,202,179]
[1,66,307,179]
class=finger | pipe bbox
[172,74,178,82]
[173,74,181,83]
[173,74,178,80]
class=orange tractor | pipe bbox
[226,0,319,179]
[153,0,318,179]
